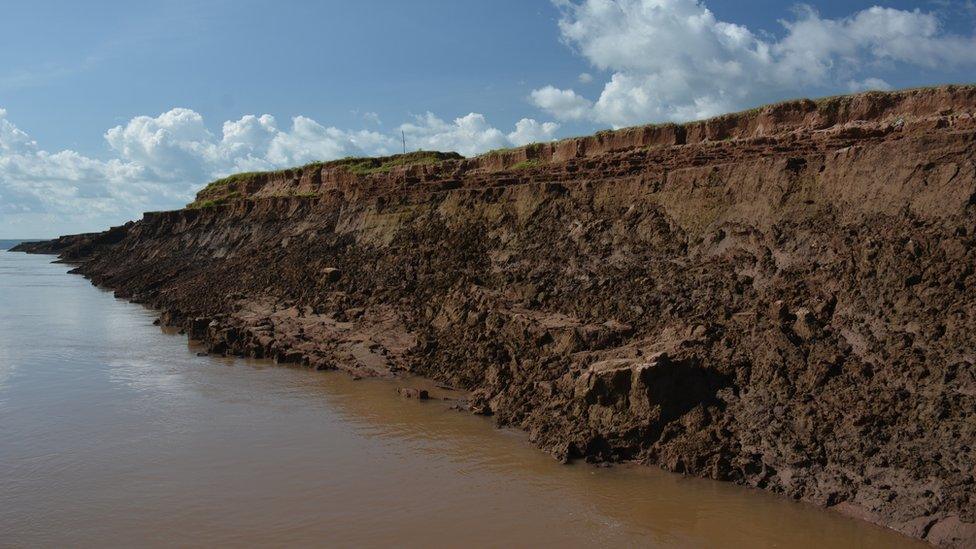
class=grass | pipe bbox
[198,162,328,195]
[483,142,547,158]
[200,151,461,191]
[188,198,226,209]
[187,191,239,209]
[187,152,462,209]
[340,151,456,175]
[511,159,545,170]
[482,146,519,157]
[196,150,454,192]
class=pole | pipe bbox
[401,130,406,154]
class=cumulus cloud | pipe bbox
[100,108,561,178]
[264,117,396,168]
[0,108,184,236]
[507,118,561,146]
[532,0,976,127]
[847,77,893,93]
[362,111,382,125]
[401,112,508,156]
[1,106,560,236]
[530,86,594,120]
[0,108,37,153]
[104,108,216,181]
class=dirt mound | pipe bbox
[17,85,976,546]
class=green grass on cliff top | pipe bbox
[340,150,459,175]
[200,151,461,193]
[199,162,324,193]
[190,151,463,208]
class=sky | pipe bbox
[1,0,975,238]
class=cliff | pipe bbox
[16,85,976,546]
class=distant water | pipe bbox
[0,251,923,548]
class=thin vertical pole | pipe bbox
[401,131,406,154]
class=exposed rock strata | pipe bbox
[16,86,976,546]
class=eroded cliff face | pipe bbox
[18,86,976,546]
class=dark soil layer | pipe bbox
[17,86,976,546]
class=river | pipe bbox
[0,250,922,547]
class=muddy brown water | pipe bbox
[0,251,923,548]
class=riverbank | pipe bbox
[0,250,925,547]
[15,86,976,546]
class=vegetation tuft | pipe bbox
[200,163,326,194]
[187,152,463,208]
[188,190,241,209]
[483,142,548,158]
[338,151,459,175]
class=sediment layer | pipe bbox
[17,85,976,546]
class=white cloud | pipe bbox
[400,112,506,156]
[263,116,396,167]
[104,108,216,181]
[578,72,594,83]
[530,86,594,120]
[0,108,184,236]
[1,106,560,236]
[0,108,37,153]
[507,118,561,146]
[847,77,893,93]
[363,111,382,125]
[532,0,976,127]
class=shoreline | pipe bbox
[13,86,976,546]
[11,247,924,546]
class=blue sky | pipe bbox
[1,0,975,237]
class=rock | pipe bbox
[792,307,818,339]
[274,350,304,364]
[189,317,210,340]
[397,387,430,400]
[769,300,793,323]
[925,515,976,547]
[320,267,341,282]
